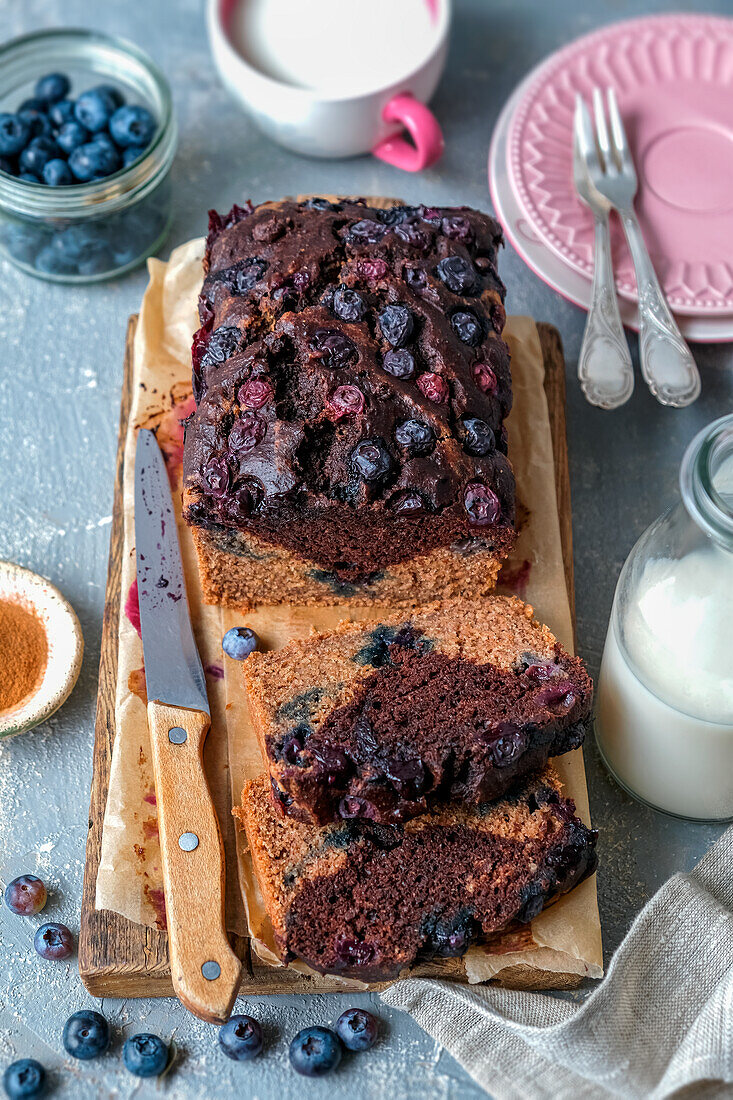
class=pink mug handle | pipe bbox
[372,93,444,172]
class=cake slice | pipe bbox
[244,596,593,825]
[235,766,597,981]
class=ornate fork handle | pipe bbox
[619,210,701,408]
[578,213,634,409]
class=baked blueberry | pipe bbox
[289,1027,342,1077]
[202,454,230,496]
[122,1033,169,1078]
[382,349,415,379]
[327,384,364,419]
[464,481,500,524]
[34,922,73,960]
[441,214,473,241]
[42,158,73,186]
[351,439,392,481]
[332,285,366,322]
[34,73,70,104]
[109,105,156,148]
[378,304,414,347]
[0,114,31,156]
[451,310,483,345]
[394,419,434,456]
[394,219,430,250]
[48,99,75,127]
[218,1014,264,1061]
[347,219,386,245]
[2,1059,46,1099]
[228,410,266,452]
[460,417,495,455]
[390,489,424,514]
[416,372,448,404]
[74,87,118,132]
[62,1010,111,1060]
[310,329,358,369]
[238,378,273,409]
[472,362,497,394]
[436,255,478,295]
[56,120,89,155]
[19,136,59,178]
[201,325,240,366]
[69,141,119,181]
[335,1009,378,1051]
[4,875,47,915]
[222,626,259,660]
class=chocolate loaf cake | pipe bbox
[235,766,597,981]
[182,198,515,607]
[245,597,592,826]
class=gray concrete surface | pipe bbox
[1,0,732,1096]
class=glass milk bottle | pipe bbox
[595,413,733,821]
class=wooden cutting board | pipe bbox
[79,317,575,999]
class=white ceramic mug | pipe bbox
[207,0,450,171]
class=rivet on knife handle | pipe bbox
[148,701,241,1024]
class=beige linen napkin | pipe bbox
[381,825,733,1099]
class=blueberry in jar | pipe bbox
[56,120,89,155]
[34,921,73,960]
[378,303,414,347]
[351,439,392,481]
[335,1008,379,1051]
[110,105,156,148]
[121,146,143,168]
[18,173,39,183]
[62,1009,111,1060]
[218,1014,264,1061]
[74,87,118,132]
[0,155,16,175]
[4,875,47,915]
[92,83,125,109]
[0,114,31,156]
[122,1033,169,1078]
[48,99,75,127]
[19,136,59,178]
[42,158,73,186]
[289,1026,342,1077]
[34,72,70,104]
[3,226,41,264]
[17,109,54,140]
[53,225,108,262]
[460,417,495,455]
[222,626,259,660]
[34,246,77,276]
[2,1058,46,1099]
[69,140,119,181]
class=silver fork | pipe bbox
[574,96,634,409]
[581,87,700,408]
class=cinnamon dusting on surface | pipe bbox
[0,599,48,715]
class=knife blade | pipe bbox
[134,428,241,1024]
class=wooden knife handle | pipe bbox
[147,701,241,1023]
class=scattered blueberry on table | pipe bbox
[222,626,260,660]
[2,1058,46,1100]
[4,875,47,915]
[335,1008,379,1051]
[289,1026,342,1077]
[0,72,156,186]
[122,1034,169,1078]
[62,1010,111,1061]
[218,1015,264,1061]
[33,922,74,961]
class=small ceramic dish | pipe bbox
[0,562,84,739]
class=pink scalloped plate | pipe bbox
[507,13,733,317]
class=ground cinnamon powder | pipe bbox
[0,599,48,715]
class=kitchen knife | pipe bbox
[134,427,241,1023]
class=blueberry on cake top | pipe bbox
[235,765,598,981]
[244,596,593,826]
[182,198,515,607]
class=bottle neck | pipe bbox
[680,413,733,553]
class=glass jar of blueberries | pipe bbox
[0,29,176,282]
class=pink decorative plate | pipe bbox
[507,14,733,316]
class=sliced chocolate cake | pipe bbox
[244,597,593,826]
[182,198,515,608]
[235,765,598,981]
